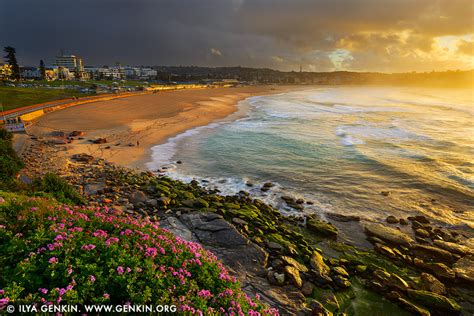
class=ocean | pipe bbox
[146,86,473,239]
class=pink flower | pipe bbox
[38,288,48,295]
[117,266,124,275]
[81,244,96,251]
[103,293,110,299]
[0,298,10,309]
[67,268,73,275]
[89,275,96,283]
[126,267,131,273]
[48,257,58,264]
[145,247,158,257]
[197,289,212,298]
[105,237,119,247]
[92,229,108,238]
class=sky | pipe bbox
[1,0,473,72]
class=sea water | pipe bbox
[147,86,473,235]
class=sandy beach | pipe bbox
[23,86,293,169]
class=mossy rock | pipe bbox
[307,218,338,238]
[194,198,210,208]
[407,289,460,312]
[268,233,299,255]
[154,184,171,196]
[223,202,241,209]
[177,191,195,200]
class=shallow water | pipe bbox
[147,86,474,233]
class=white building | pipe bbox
[139,68,157,79]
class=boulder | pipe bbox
[156,197,171,207]
[266,241,285,253]
[274,272,285,285]
[284,265,303,288]
[397,298,430,316]
[93,138,107,144]
[129,191,148,205]
[410,244,454,264]
[387,273,410,292]
[407,289,460,313]
[310,251,330,279]
[232,217,248,226]
[399,218,409,225]
[333,275,351,288]
[419,273,445,295]
[453,255,474,284]
[364,223,414,246]
[420,261,455,280]
[331,266,349,278]
[71,153,94,163]
[433,240,472,256]
[386,215,398,224]
[307,218,338,238]
[415,229,430,239]
[282,256,309,273]
[180,212,268,275]
[159,216,195,241]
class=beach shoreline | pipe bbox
[19,85,296,170]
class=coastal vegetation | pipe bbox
[0,198,275,314]
[0,129,23,186]
[0,131,276,314]
[1,129,472,315]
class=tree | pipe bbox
[39,59,46,80]
[3,46,20,80]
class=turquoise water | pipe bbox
[147,86,473,231]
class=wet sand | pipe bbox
[25,86,293,169]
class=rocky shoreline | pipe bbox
[17,136,474,315]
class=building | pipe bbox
[139,67,157,79]
[55,54,84,72]
[55,54,86,79]
[85,66,124,80]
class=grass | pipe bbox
[26,80,147,88]
[0,86,91,111]
[0,79,149,111]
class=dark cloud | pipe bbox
[0,0,472,71]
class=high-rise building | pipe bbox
[55,54,84,73]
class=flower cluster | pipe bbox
[0,201,278,315]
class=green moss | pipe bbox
[407,289,461,312]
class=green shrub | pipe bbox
[0,198,277,315]
[33,173,85,205]
[0,129,13,141]
[0,135,24,182]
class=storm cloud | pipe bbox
[1,0,472,72]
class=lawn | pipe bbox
[0,86,92,111]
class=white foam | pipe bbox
[146,122,221,170]
[340,135,365,146]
